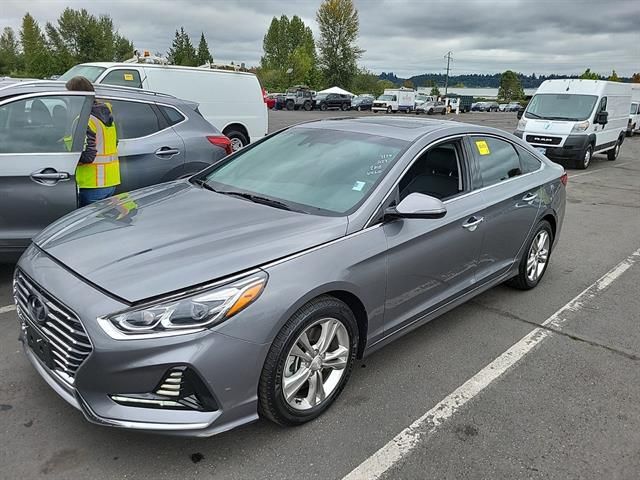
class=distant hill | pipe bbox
[379,72,633,88]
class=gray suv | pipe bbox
[0,81,231,261]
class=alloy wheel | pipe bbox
[230,137,244,151]
[282,318,350,411]
[526,230,550,283]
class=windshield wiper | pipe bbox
[191,178,218,193]
[217,191,305,213]
[544,116,578,121]
[525,111,542,118]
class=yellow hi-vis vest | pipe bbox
[76,112,121,189]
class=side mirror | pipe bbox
[517,109,524,119]
[595,111,608,125]
[384,193,447,220]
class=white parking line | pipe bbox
[343,247,640,480]
[0,304,16,314]
[570,161,631,178]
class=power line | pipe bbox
[444,51,453,96]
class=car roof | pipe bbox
[0,80,196,109]
[78,62,257,77]
[293,116,499,142]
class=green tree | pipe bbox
[375,79,395,97]
[608,69,620,82]
[579,68,600,80]
[351,69,380,94]
[113,33,133,61]
[497,70,524,102]
[430,85,441,97]
[403,79,414,89]
[196,33,213,65]
[20,13,51,78]
[168,27,197,66]
[316,0,364,89]
[260,15,317,90]
[0,27,21,75]
[632,73,640,83]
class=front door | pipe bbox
[104,98,186,193]
[383,139,483,335]
[0,92,92,254]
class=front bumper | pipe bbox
[514,130,590,162]
[16,245,270,437]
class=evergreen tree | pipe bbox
[579,68,600,80]
[196,33,213,65]
[608,69,620,82]
[316,0,364,89]
[168,27,197,66]
[430,86,441,97]
[20,13,51,78]
[497,70,524,102]
[632,73,640,83]
[0,27,21,75]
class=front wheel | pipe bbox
[507,220,553,290]
[341,103,349,111]
[258,296,358,426]
[303,101,312,111]
[386,106,392,114]
[356,105,362,111]
[576,145,593,170]
[320,103,328,111]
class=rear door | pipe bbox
[0,92,92,253]
[102,97,186,192]
[467,135,542,283]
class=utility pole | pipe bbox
[444,51,453,96]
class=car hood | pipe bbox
[35,182,348,303]
[524,119,576,136]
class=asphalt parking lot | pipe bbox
[1,110,639,480]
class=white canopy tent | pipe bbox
[317,86,356,97]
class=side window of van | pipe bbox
[106,99,162,139]
[101,69,143,89]
[599,97,607,112]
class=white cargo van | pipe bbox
[627,84,640,136]
[372,88,416,113]
[59,63,268,151]
[515,79,631,169]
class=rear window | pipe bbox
[159,105,185,126]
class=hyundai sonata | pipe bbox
[14,117,566,436]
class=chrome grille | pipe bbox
[13,270,92,384]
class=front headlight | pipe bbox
[571,120,590,133]
[517,118,527,130]
[98,271,267,339]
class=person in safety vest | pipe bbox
[65,76,121,207]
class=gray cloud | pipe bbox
[1,0,638,77]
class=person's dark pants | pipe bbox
[79,186,116,207]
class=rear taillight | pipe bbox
[207,135,233,155]
[262,87,268,103]
[560,172,568,186]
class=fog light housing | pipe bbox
[110,367,218,411]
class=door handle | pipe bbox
[155,147,180,157]
[522,192,538,202]
[462,216,484,231]
[30,170,70,185]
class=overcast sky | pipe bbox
[2,0,638,77]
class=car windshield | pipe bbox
[59,65,106,82]
[201,127,407,215]
[525,93,598,121]
[378,95,394,101]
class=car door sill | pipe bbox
[365,269,515,356]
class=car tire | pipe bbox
[386,106,392,114]
[286,100,295,111]
[304,101,312,111]
[320,103,328,111]
[576,145,593,170]
[341,103,349,111]
[428,109,434,115]
[357,106,362,111]
[607,138,622,161]
[441,108,446,115]
[224,129,249,152]
[506,220,553,290]
[258,296,358,426]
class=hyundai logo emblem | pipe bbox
[28,295,48,324]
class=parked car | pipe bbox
[351,95,373,111]
[284,86,314,111]
[316,93,351,111]
[498,103,508,112]
[14,116,566,436]
[473,101,499,112]
[506,102,522,112]
[416,100,447,115]
[0,80,231,261]
[59,63,268,151]
[264,92,277,110]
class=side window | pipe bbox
[101,69,143,89]
[516,146,542,174]
[599,97,607,112]
[471,136,522,187]
[0,95,89,154]
[158,105,185,126]
[107,99,161,139]
[398,140,464,201]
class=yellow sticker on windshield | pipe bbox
[124,73,134,81]
[475,140,490,155]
